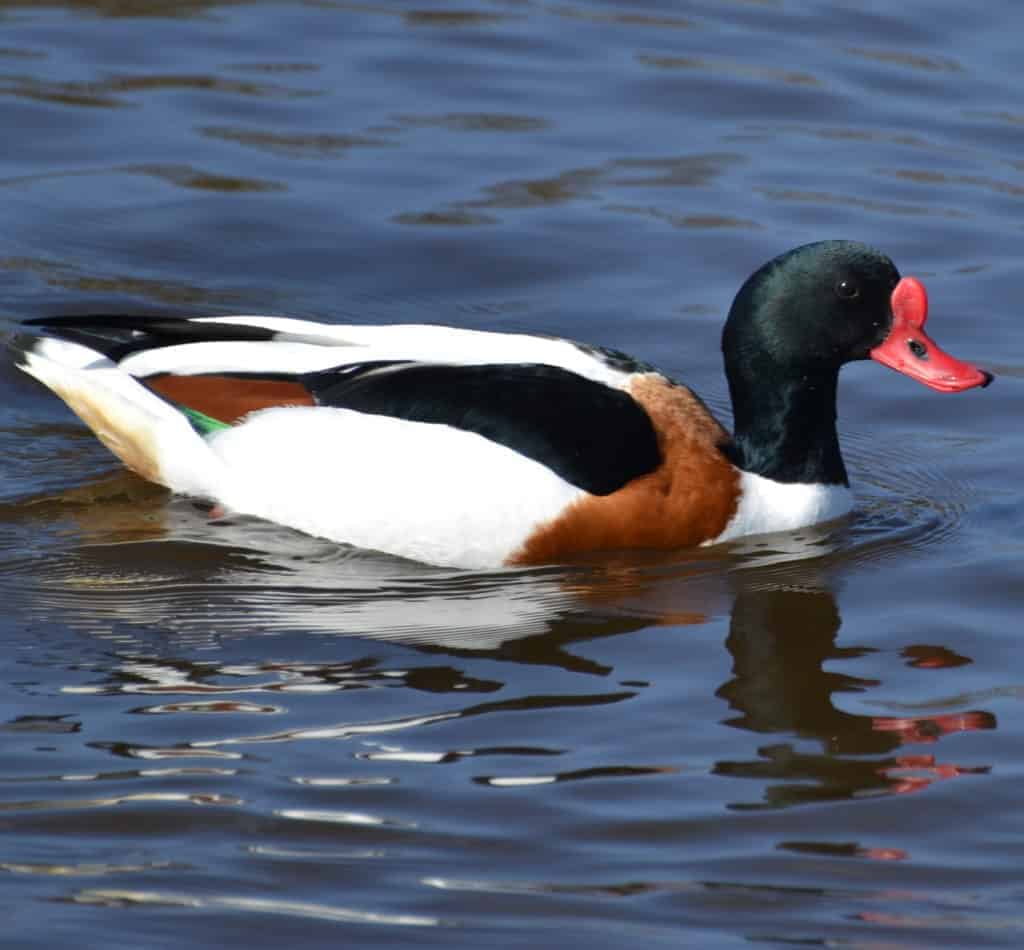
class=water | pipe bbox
[1,1,1023,946]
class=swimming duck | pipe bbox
[15,240,991,568]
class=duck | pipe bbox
[14,240,991,569]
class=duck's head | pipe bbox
[723,240,993,393]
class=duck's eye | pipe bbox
[836,279,860,300]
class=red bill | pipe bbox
[870,276,993,392]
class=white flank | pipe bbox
[707,470,853,545]
[206,407,586,569]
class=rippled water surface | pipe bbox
[2,1,1023,946]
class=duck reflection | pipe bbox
[716,579,992,807]
[9,470,995,807]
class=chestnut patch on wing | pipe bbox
[510,375,739,564]
[146,374,314,424]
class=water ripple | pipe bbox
[66,889,444,927]
[199,125,394,158]
[0,791,240,812]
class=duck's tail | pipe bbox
[13,331,224,497]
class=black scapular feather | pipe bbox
[304,361,662,496]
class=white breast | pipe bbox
[707,471,853,545]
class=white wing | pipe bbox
[118,317,637,389]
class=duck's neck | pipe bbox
[724,367,848,486]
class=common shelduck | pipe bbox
[14,241,992,568]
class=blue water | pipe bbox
[2,1,1024,946]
